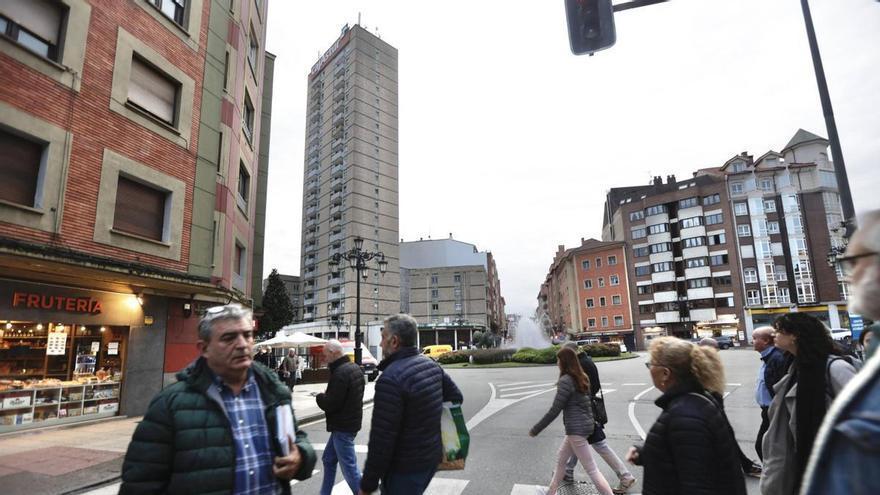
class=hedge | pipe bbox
[439,343,621,365]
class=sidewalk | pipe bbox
[0,381,375,495]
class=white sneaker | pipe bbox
[612,474,637,494]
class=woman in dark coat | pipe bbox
[529,347,613,495]
[626,336,746,495]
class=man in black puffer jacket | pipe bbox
[359,314,463,495]
[316,339,365,495]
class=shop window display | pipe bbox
[0,322,127,431]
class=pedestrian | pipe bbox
[760,312,858,495]
[317,339,365,495]
[625,336,746,495]
[801,210,880,495]
[751,326,789,464]
[254,346,273,367]
[120,304,316,494]
[856,322,877,361]
[530,347,614,495]
[358,314,463,495]
[279,349,298,391]
[698,337,718,348]
[561,342,636,493]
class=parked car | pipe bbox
[715,336,734,349]
[830,328,852,344]
[422,344,453,360]
[339,340,379,381]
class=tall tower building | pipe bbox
[300,25,400,334]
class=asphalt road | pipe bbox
[293,349,765,494]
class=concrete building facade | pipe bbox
[299,25,400,340]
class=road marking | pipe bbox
[467,383,555,431]
[628,386,656,440]
[311,442,369,453]
[511,484,547,494]
[501,381,538,387]
[80,482,120,494]
[425,477,470,494]
[497,382,556,392]
[622,382,647,386]
[289,469,321,485]
[727,383,742,386]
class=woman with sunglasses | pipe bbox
[529,347,614,495]
[625,336,745,495]
[760,312,858,495]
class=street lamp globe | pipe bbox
[354,237,364,250]
[378,258,388,273]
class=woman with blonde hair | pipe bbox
[529,347,613,495]
[625,337,746,495]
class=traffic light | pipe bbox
[565,0,616,55]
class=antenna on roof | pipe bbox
[358,12,361,25]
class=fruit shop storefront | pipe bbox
[0,280,150,433]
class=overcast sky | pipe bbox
[262,0,880,318]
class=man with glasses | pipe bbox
[120,304,316,494]
[803,211,880,495]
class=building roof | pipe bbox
[399,238,487,270]
[783,129,827,151]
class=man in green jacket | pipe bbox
[120,304,316,494]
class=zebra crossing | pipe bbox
[316,476,610,494]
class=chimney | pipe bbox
[653,176,663,186]
[666,174,676,184]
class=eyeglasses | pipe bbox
[837,252,879,275]
[644,362,664,369]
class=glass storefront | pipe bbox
[0,321,129,432]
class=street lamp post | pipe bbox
[328,237,388,365]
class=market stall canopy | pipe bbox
[255,332,328,348]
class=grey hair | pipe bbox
[384,313,418,347]
[854,210,880,254]
[562,341,578,351]
[324,339,344,356]
[753,326,775,343]
[198,304,252,341]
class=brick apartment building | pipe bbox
[537,239,634,349]
[0,0,274,432]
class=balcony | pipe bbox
[305,205,317,215]
[333,76,345,89]
[687,287,714,300]
[331,138,343,150]
[333,89,345,103]
[332,110,344,125]
[331,149,344,162]
[329,191,343,203]
[328,275,344,285]
[328,307,342,316]
[329,204,342,215]
[655,311,681,324]
[328,291,345,301]
[330,176,343,188]
[689,308,717,322]
[329,231,344,243]
[307,167,319,178]
[653,291,677,303]
[303,297,315,306]
[333,62,345,76]
[303,312,314,320]
[332,125,343,139]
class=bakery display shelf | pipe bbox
[0,405,34,412]
[33,402,60,407]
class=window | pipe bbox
[744,268,758,283]
[247,24,258,74]
[608,255,617,265]
[650,242,671,254]
[598,277,605,287]
[600,297,607,307]
[612,295,622,305]
[582,260,590,270]
[734,202,748,216]
[595,257,602,268]
[778,287,791,304]
[453,287,462,297]
[114,176,167,241]
[128,56,179,125]
[633,246,649,257]
[430,274,438,284]
[652,262,673,272]
[682,237,706,248]
[610,275,620,286]
[705,213,723,225]
[737,224,752,237]
[431,303,439,311]
[763,199,777,212]
[730,182,744,194]
[584,279,593,289]
[586,298,594,308]
[631,227,647,239]
[747,290,761,305]
[234,243,245,275]
[637,285,652,295]
[614,316,624,326]
[716,296,735,308]
[454,302,462,312]
[686,257,708,268]
[731,161,746,173]
[707,233,726,245]
[0,0,64,60]
[688,278,711,289]
[775,267,787,281]
[709,254,729,266]
[703,194,721,206]
[648,223,668,235]
[767,221,780,234]
[237,162,250,209]
[243,91,255,141]
[588,318,596,328]
[645,205,667,216]
[759,178,774,191]
[0,128,43,207]
[431,289,439,298]
[679,197,698,209]
[151,0,186,26]
[713,275,732,286]
[629,210,644,222]
[639,304,653,315]
[454,274,461,283]
[680,217,703,229]
[635,265,651,276]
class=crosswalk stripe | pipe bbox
[311,442,369,453]
[622,382,647,386]
[290,469,321,485]
[425,477,470,494]
[511,483,547,494]
[499,388,555,399]
[497,382,556,392]
[500,381,537,387]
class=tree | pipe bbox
[259,269,295,339]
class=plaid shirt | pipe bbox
[214,370,279,495]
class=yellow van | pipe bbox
[422,345,453,360]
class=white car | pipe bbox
[830,328,852,342]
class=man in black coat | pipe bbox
[359,314,463,495]
[316,339,365,495]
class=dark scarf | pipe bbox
[788,359,828,493]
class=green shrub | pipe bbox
[470,348,516,364]
[437,350,471,364]
[582,343,621,357]
[512,345,560,364]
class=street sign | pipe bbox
[850,314,865,339]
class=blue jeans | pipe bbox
[321,431,361,495]
[379,467,437,495]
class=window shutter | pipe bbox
[234,245,244,275]
[114,176,166,241]
[128,57,177,124]
[0,0,62,44]
[0,128,43,207]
